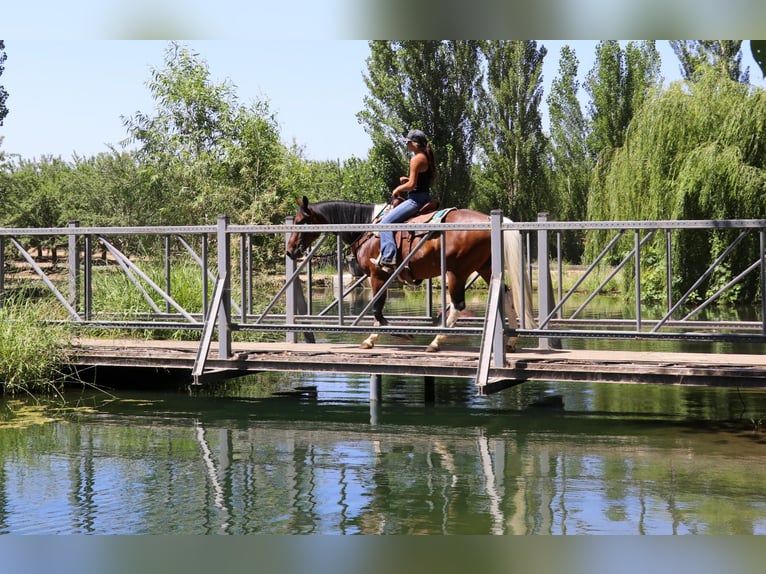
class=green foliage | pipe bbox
[0,299,72,395]
[588,67,766,304]
[546,44,592,262]
[670,41,748,83]
[121,42,290,229]
[585,41,661,162]
[0,40,7,126]
[477,40,550,222]
[358,41,482,208]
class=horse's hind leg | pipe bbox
[426,272,464,353]
[503,286,520,352]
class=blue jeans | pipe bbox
[379,193,429,263]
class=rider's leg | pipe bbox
[377,199,419,265]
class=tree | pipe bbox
[585,41,661,162]
[587,67,766,304]
[546,45,592,262]
[475,40,549,222]
[0,40,8,126]
[670,40,749,83]
[358,41,482,209]
[122,42,287,227]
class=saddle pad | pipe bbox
[409,207,456,225]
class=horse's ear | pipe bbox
[301,196,310,210]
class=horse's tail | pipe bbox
[502,218,537,328]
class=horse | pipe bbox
[285,196,536,353]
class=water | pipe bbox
[1,372,766,535]
[1,286,765,535]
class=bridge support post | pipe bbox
[369,373,382,419]
[490,210,506,366]
[68,221,80,313]
[0,236,4,310]
[424,376,435,405]
[537,213,551,350]
[217,214,232,359]
[537,213,561,350]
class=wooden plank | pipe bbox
[68,338,766,389]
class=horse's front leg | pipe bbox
[360,283,387,350]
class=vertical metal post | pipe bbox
[217,214,232,359]
[424,376,435,405]
[556,231,563,307]
[337,234,344,325]
[164,234,171,314]
[537,213,551,350]
[202,234,209,320]
[490,210,505,367]
[666,229,673,313]
[635,229,642,331]
[0,236,4,310]
[246,234,253,316]
[67,221,79,313]
[425,277,434,320]
[440,231,447,328]
[240,234,247,324]
[370,373,382,402]
[761,229,765,335]
[285,217,297,344]
[84,234,92,321]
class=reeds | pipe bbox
[0,298,73,396]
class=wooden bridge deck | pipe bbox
[69,338,766,393]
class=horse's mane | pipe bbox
[310,200,377,243]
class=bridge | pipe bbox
[2,214,765,396]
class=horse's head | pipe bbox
[286,196,323,260]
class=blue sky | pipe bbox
[1,40,765,163]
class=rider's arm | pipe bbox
[392,153,428,198]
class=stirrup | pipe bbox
[370,256,395,274]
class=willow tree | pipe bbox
[588,67,766,304]
[358,40,482,209]
[475,40,549,222]
[546,44,591,262]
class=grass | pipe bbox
[0,297,74,397]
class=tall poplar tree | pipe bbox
[357,41,482,209]
[546,45,591,262]
[670,40,749,83]
[585,41,661,162]
[475,40,549,222]
[0,41,8,126]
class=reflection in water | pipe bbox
[0,287,764,534]
[1,376,765,534]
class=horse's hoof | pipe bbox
[360,341,373,350]
[426,344,440,353]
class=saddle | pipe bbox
[387,206,457,284]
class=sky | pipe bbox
[1,40,765,163]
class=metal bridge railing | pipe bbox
[1,215,765,384]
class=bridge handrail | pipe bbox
[1,214,764,381]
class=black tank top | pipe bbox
[413,168,431,194]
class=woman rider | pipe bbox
[372,129,437,274]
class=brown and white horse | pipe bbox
[286,196,535,352]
